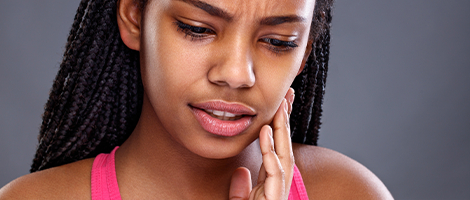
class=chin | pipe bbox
[182,131,259,160]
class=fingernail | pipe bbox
[289,93,295,105]
[283,99,288,113]
[268,126,273,138]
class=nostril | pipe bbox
[238,83,252,89]
[212,80,229,86]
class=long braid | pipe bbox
[40,0,88,125]
[39,0,99,160]
[290,0,333,145]
[63,30,121,161]
[31,0,142,172]
[32,0,91,171]
[39,0,111,169]
[32,0,332,172]
[305,30,330,145]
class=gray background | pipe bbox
[1,0,469,199]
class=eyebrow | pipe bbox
[178,0,233,21]
[259,15,306,26]
[177,0,306,26]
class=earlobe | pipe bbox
[117,0,142,51]
[297,39,314,75]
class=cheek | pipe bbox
[141,21,210,102]
[255,54,303,121]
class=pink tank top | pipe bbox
[91,147,309,200]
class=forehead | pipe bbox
[164,0,316,21]
[198,0,314,14]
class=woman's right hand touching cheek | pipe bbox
[229,88,295,200]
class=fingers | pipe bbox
[257,163,266,185]
[284,88,295,117]
[263,88,295,199]
[277,88,295,171]
[229,167,252,200]
[250,88,295,200]
[259,125,285,199]
[273,99,295,198]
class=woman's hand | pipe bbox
[229,88,295,200]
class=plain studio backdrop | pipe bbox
[1,1,469,199]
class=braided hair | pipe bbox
[31,0,334,172]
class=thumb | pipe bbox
[229,167,252,200]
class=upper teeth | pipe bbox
[205,109,239,120]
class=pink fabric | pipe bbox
[288,165,310,200]
[91,147,121,200]
[91,147,309,200]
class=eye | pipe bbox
[174,20,215,41]
[259,38,298,55]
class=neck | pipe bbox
[115,97,262,199]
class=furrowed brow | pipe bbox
[260,15,306,26]
[177,0,233,21]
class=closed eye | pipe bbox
[174,20,215,41]
[259,38,298,55]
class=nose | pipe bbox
[207,36,255,89]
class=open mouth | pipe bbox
[189,101,256,137]
[203,109,245,121]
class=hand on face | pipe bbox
[229,88,295,200]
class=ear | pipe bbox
[297,39,314,75]
[117,0,142,51]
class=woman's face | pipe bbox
[138,0,315,159]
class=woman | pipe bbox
[0,0,393,199]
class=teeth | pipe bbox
[224,112,236,117]
[213,110,224,117]
[204,109,242,120]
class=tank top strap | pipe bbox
[288,164,310,200]
[91,146,309,200]
[91,147,122,200]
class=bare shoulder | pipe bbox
[0,158,94,200]
[292,143,394,200]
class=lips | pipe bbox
[190,101,256,137]
[204,109,244,121]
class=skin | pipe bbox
[0,0,394,199]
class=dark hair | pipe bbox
[31,0,334,172]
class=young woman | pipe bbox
[0,0,393,199]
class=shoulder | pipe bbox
[0,158,94,200]
[292,143,394,200]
